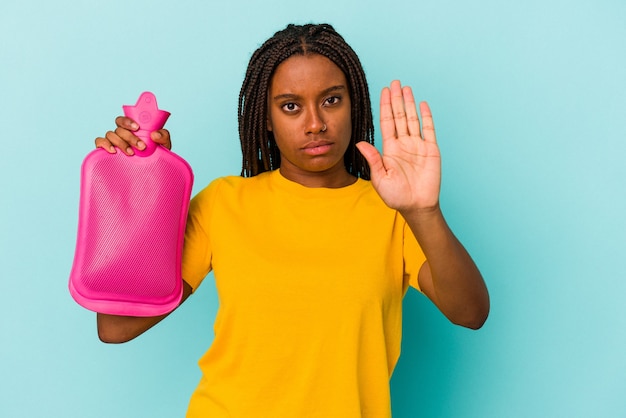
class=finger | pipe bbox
[115,125,149,153]
[355,141,386,179]
[105,130,135,155]
[419,102,437,143]
[95,136,116,153]
[389,80,409,138]
[115,116,139,131]
[151,129,172,150]
[402,86,421,139]
[379,87,397,142]
[113,116,143,154]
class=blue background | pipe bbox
[1,0,625,417]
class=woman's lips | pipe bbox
[302,140,333,156]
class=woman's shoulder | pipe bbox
[194,172,272,199]
[208,171,272,190]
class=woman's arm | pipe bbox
[97,281,194,343]
[356,80,489,329]
[404,207,489,329]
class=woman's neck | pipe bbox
[278,165,357,188]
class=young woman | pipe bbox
[95,23,489,417]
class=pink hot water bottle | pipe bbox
[69,92,193,316]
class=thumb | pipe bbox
[356,141,385,178]
[151,129,172,150]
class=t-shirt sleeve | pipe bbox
[181,179,221,292]
[403,221,427,292]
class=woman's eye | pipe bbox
[282,103,299,112]
[324,96,341,106]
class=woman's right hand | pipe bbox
[94,116,172,155]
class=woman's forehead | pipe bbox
[270,54,347,94]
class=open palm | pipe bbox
[357,80,441,212]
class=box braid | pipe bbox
[238,23,374,179]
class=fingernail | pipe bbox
[152,131,162,140]
[126,147,134,155]
[137,140,146,150]
[130,122,139,130]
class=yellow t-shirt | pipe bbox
[182,170,426,417]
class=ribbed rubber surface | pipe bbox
[69,147,193,315]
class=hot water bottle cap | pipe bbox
[123,92,171,156]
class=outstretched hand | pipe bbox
[356,80,441,213]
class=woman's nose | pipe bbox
[304,108,326,134]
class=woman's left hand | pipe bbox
[356,80,441,213]
[359,81,489,329]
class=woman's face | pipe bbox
[267,53,353,187]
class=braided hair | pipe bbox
[238,23,374,179]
